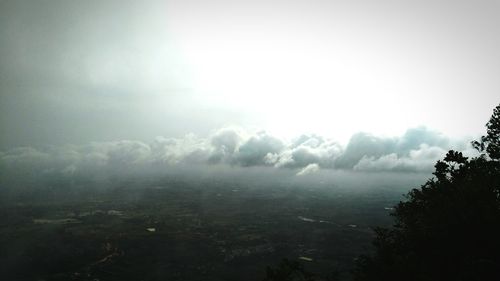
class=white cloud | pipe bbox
[0,126,476,182]
[353,145,447,172]
[274,136,342,169]
[233,131,284,166]
[296,163,320,176]
[151,134,211,165]
[208,127,245,164]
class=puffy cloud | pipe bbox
[151,134,211,165]
[354,145,447,172]
[335,127,450,169]
[106,140,151,166]
[208,128,245,164]
[211,127,244,154]
[397,127,449,151]
[234,132,284,166]
[0,126,474,180]
[296,163,320,176]
[334,133,396,169]
[274,135,342,168]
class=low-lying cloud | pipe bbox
[0,126,477,184]
[296,163,321,176]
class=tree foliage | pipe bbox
[354,104,500,281]
[473,104,500,160]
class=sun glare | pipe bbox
[173,33,416,141]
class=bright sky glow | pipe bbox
[163,0,499,141]
[0,0,499,148]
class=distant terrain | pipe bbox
[0,172,428,280]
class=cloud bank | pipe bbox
[0,127,477,183]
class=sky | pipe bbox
[0,0,499,178]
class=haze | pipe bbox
[1,0,499,150]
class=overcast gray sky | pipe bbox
[1,0,499,150]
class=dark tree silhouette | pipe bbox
[473,104,500,160]
[353,104,500,281]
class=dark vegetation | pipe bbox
[352,104,500,281]
[264,103,500,281]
